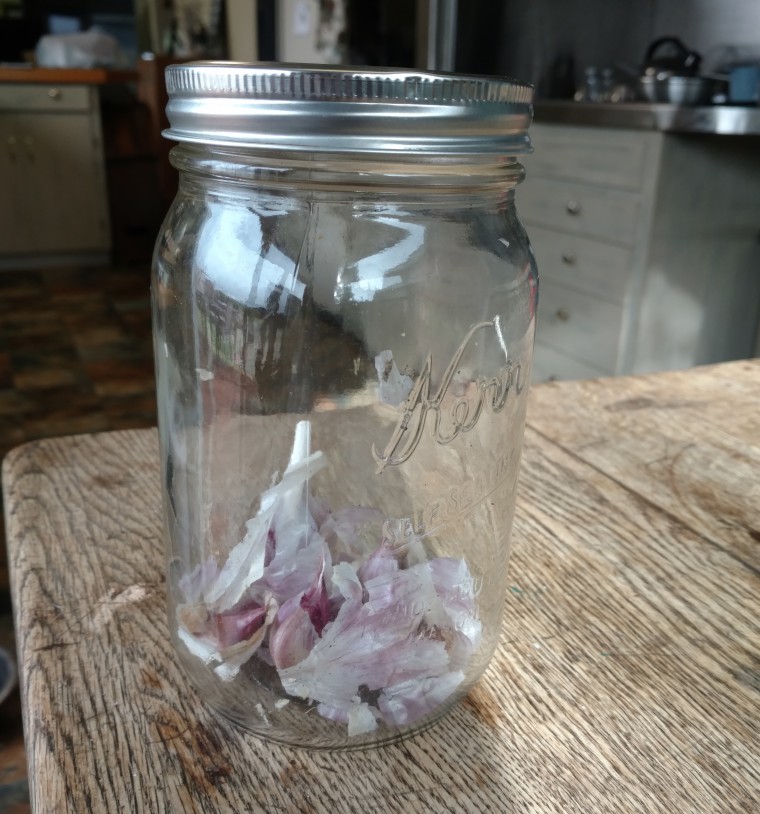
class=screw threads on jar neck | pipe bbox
[170,143,526,198]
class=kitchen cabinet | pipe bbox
[520,123,760,381]
[0,82,110,266]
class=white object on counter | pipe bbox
[35,29,125,68]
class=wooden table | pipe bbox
[4,360,760,813]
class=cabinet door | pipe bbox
[0,117,36,253]
[532,342,609,383]
[18,110,110,253]
[519,178,642,246]
[528,225,633,303]
[537,281,623,372]
[526,124,654,191]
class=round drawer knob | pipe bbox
[561,252,576,265]
[555,307,570,322]
[565,200,581,215]
[48,87,62,100]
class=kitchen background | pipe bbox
[1,0,759,810]
[493,0,760,92]
[6,1,760,88]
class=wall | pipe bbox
[226,0,258,61]
[491,0,760,95]
[276,0,325,63]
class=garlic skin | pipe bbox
[176,420,481,734]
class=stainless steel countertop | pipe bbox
[534,100,760,135]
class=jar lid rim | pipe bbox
[163,62,534,157]
[166,62,534,105]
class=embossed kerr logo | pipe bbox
[372,318,525,473]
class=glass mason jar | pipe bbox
[152,63,537,749]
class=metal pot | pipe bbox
[639,74,718,105]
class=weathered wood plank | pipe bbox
[526,359,760,573]
[5,356,760,814]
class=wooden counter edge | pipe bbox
[0,67,138,85]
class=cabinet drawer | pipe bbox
[537,281,622,371]
[532,342,609,383]
[528,226,633,303]
[0,83,91,113]
[519,178,641,246]
[525,124,653,191]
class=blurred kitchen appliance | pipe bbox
[729,64,760,104]
[637,36,726,105]
[641,36,702,79]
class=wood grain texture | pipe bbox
[527,359,760,573]
[4,359,760,813]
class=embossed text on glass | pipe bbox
[372,319,525,473]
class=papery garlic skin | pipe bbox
[176,420,482,734]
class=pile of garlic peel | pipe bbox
[177,421,481,736]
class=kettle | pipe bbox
[642,37,702,78]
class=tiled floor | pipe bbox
[0,263,156,813]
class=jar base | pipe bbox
[204,690,466,751]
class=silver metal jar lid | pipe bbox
[163,62,533,157]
